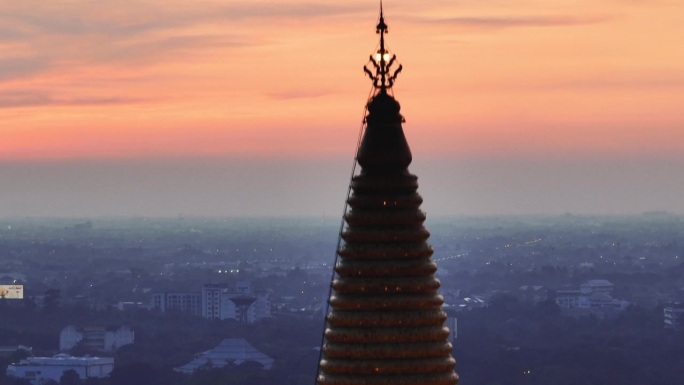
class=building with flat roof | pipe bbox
[6,355,114,385]
[664,303,684,330]
[580,279,614,295]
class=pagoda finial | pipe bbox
[376,1,387,33]
[363,2,403,93]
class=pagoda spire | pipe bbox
[364,1,403,94]
[317,6,458,385]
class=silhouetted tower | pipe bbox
[317,5,458,385]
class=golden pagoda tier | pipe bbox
[317,6,458,385]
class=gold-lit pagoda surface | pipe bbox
[318,91,458,385]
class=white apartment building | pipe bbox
[580,280,614,295]
[555,280,629,311]
[555,290,582,309]
[153,282,270,323]
[59,326,134,352]
[202,284,223,319]
[664,304,684,330]
[152,292,202,316]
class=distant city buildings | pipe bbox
[115,301,147,311]
[59,325,134,352]
[152,292,202,316]
[6,355,114,385]
[555,289,582,308]
[580,279,615,295]
[443,309,458,342]
[0,345,32,358]
[555,279,630,315]
[664,303,684,330]
[518,285,549,304]
[202,284,223,319]
[152,281,270,323]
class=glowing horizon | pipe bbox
[1,1,683,217]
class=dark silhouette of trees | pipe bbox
[43,288,61,311]
[0,378,32,385]
[59,369,82,385]
[110,363,160,385]
[9,349,30,364]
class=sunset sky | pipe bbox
[1,0,683,217]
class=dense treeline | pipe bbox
[0,305,323,385]
[455,294,684,385]
[2,298,683,385]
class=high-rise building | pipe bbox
[317,6,458,385]
[152,282,270,323]
[202,284,224,320]
[152,292,202,316]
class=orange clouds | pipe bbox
[0,0,683,161]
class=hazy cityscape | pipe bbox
[1,214,683,384]
[2,1,684,385]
